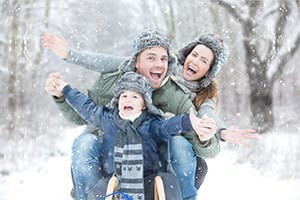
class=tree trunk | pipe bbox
[240,16,274,133]
[7,0,19,134]
[245,50,274,133]
[248,78,274,133]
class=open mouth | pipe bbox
[150,72,162,80]
[187,66,197,75]
[123,106,134,111]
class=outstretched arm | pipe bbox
[151,113,192,142]
[152,108,216,142]
[198,99,258,145]
[45,73,89,125]
[42,34,126,73]
[62,85,108,128]
[45,73,108,128]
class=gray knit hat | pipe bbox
[119,29,176,77]
[110,72,162,116]
[177,33,229,88]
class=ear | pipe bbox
[135,55,141,72]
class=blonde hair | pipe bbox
[193,79,219,110]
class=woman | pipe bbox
[42,32,257,200]
[170,34,256,199]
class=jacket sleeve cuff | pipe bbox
[198,139,211,147]
[181,113,193,131]
[62,84,72,96]
[216,128,227,142]
[53,95,65,103]
[63,49,75,62]
[63,49,80,64]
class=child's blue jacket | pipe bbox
[62,85,193,176]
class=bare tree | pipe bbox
[7,0,20,134]
[137,0,178,43]
[4,0,53,136]
[211,0,300,132]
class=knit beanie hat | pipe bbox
[119,29,176,77]
[176,33,229,88]
[110,72,162,116]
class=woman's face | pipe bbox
[183,44,214,81]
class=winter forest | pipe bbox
[1,0,300,199]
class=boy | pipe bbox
[46,71,207,200]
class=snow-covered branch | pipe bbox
[296,0,300,11]
[262,6,278,19]
[274,2,291,52]
[263,2,292,66]
[271,33,300,85]
[211,0,245,23]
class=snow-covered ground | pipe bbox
[1,126,300,200]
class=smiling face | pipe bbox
[135,47,168,89]
[183,44,214,81]
[118,90,146,117]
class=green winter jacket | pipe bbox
[53,50,220,158]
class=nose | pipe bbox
[154,59,165,68]
[190,57,199,65]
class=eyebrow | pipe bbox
[147,53,157,56]
[193,51,209,61]
[200,56,209,62]
[146,53,168,57]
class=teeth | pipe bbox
[124,106,133,110]
[150,72,161,79]
[151,72,161,75]
[188,66,197,71]
[188,66,197,73]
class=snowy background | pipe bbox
[1,0,300,199]
[1,126,300,200]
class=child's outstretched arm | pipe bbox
[45,73,88,125]
[42,34,125,73]
[45,73,108,128]
[151,108,216,143]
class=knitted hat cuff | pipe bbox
[110,72,162,116]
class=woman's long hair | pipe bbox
[193,79,219,110]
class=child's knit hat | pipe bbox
[110,72,162,116]
[177,33,229,88]
[119,29,176,77]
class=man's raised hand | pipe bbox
[41,34,70,59]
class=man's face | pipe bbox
[118,90,146,117]
[135,47,168,89]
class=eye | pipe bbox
[121,94,127,98]
[191,52,197,57]
[133,95,139,99]
[161,57,168,62]
[147,56,155,61]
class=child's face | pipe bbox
[118,90,146,117]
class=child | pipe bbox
[46,71,206,200]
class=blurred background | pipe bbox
[0,0,300,199]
